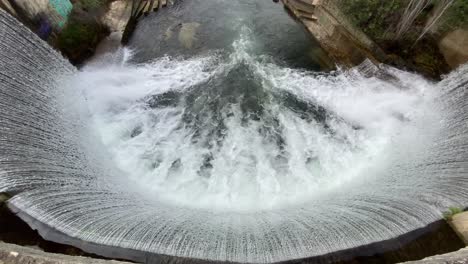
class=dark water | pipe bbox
[130,0,329,69]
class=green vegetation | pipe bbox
[337,0,468,78]
[56,16,109,64]
[55,0,112,64]
[339,0,468,41]
[58,19,98,47]
[443,207,463,220]
[438,1,468,35]
[339,0,405,41]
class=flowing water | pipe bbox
[1,1,468,263]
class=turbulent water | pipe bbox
[80,28,435,212]
[1,4,468,264]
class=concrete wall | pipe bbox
[282,0,387,66]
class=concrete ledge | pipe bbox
[0,242,132,264]
[401,247,468,264]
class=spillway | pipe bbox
[1,4,468,264]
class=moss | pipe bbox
[443,207,463,221]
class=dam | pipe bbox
[1,0,468,263]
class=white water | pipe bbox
[74,29,434,212]
[2,10,468,263]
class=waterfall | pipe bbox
[1,8,468,264]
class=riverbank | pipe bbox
[55,0,112,65]
[2,0,466,75]
[282,0,467,79]
[339,0,467,79]
[0,0,121,65]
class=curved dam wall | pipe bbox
[2,7,468,264]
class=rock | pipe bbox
[439,29,468,69]
[101,0,131,33]
[178,22,200,49]
[449,211,468,245]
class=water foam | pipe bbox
[2,10,468,263]
[74,28,435,212]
